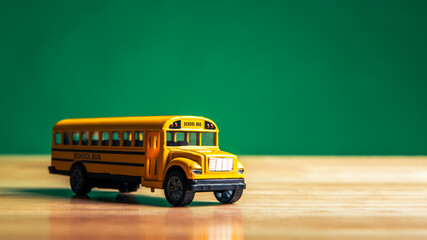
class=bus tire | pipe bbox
[164,170,195,207]
[214,189,243,204]
[70,164,92,195]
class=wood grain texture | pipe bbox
[1,156,427,239]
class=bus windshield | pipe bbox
[166,131,216,146]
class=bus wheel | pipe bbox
[164,171,195,207]
[70,164,92,195]
[214,189,243,204]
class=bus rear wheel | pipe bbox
[70,164,92,195]
[164,170,195,207]
[214,189,243,204]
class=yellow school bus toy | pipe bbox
[48,116,246,206]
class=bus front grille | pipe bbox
[208,157,233,172]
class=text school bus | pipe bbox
[49,116,246,206]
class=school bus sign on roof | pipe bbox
[182,120,202,129]
[49,115,245,206]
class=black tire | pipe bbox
[164,170,195,207]
[70,164,92,195]
[214,189,243,204]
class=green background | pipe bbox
[1,0,426,155]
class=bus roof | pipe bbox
[53,116,217,131]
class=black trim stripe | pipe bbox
[52,158,74,162]
[51,158,145,167]
[83,160,144,167]
[52,148,145,155]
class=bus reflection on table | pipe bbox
[49,194,244,240]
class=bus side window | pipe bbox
[166,132,173,146]
[81,131,89,146]
[72,132,79,145]
[64,132,70,145]
[102,132,109,146]
[123,131,131,146]
[135,131,143,147]
[91,131,99,145]
[112,131,120,146]
[54,132,61,145]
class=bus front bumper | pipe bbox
[188,178,246,192]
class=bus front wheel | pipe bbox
[164,170,195,207]
[70,164,92,195]
[214,189,243,204]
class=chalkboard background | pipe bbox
[1,0,426,155]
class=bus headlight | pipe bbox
[237,169,244,174]
[192,169,202,175]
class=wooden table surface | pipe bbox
[1,156,427,240]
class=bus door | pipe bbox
[146,131,161,180]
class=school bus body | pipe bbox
[49,116,245,205]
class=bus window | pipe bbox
[123,131,131,146]
[176,132,187,146]
[102,132,109,146]
[176,132,185,142]
[72,132,79,145]
[154,136,158,148]
[202,132,215,146]
[168,131,198,146]
[166,132,173,145]
[112,131,120,146]
[189,132,198,146]
[64,132,70,145]
[55,133,61,145]
[81,131,89,145]
[135,131,143,147]
[91,131,99,145]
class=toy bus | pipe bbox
[48,116,246,206]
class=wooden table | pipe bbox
[1,156,427,239]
